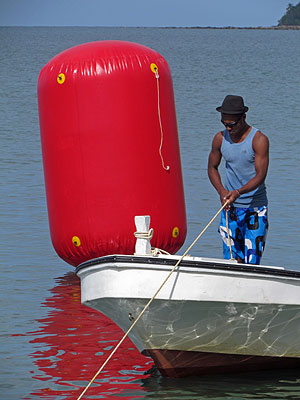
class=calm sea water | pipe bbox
[1,26,300,399]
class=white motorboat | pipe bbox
[76,229,300,377]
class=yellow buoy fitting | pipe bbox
[172,227,179,238]
[150,63,158,74]
[72,236,81,247]
[57,73,65,84]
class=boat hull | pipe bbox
[147,349,300,377]
[76,255,300,376]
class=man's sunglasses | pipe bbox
[221,115,243,128]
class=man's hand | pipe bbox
[223,190,240,210]
[219,189,228,208]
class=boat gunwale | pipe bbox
[75,254,300,280]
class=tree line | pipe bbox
[278,2,300,25]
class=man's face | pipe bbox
[221,113,244,134]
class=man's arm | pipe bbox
[207,131,228,205]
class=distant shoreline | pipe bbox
[162,25,300,30]
[1,25,300,30]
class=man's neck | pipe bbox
[230,123,251,142]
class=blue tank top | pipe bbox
[221,127,268,208]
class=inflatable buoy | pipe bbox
[38,40,187,266]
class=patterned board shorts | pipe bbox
[219,206,268,265]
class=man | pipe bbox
[208,95,269,264]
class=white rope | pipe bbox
[151,247,170,256]
[134,228,170,255]
[134,228,154,240]
[155,70,170,171]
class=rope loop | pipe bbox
[151,247,170,256]
[134,228,154,240]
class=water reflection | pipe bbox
[23,271,300,400]
[25,272,153,399]
[142,370,300,399]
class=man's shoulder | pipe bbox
[215,130,225,140]
[252,128,269,151]
[253,129,269,141]
[212,130,224,147]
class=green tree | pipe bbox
[278,2,300,25]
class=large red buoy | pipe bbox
[38,41,186,266]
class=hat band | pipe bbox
[216,106,248,114]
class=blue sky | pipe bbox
[0,0,297,27]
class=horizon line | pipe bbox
[1,24,300,29]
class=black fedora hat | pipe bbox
[216,95,248,114]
